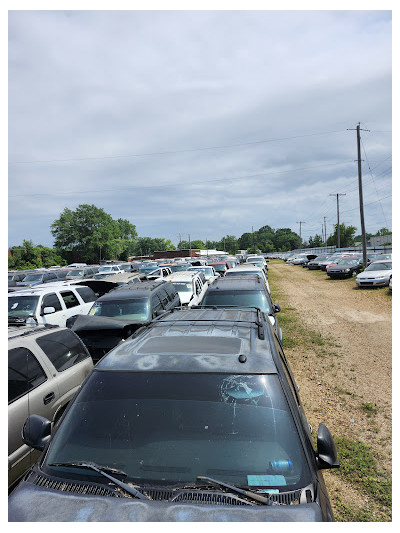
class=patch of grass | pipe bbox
[333,437,392,509]
[361,402,378,415]
[333,496,386,522]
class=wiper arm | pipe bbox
[197,475,273,505]
[49,461,150,500]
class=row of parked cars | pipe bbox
[282,251,392,288]
[8,254,340,521]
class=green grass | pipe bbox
[333,437,392,510]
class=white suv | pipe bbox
[165,271,208,306]
[8,285,97,328]
[8,325,93,488]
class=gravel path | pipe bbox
[269,261,392,516]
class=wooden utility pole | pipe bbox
[296,221,305,247]
[348,123,369,265]
[323,216,327,244]
[329,193,346,248]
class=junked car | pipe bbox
[355,260,392,288]
[8,285,97,328]
[8,325,93,489]
[8,308,339,521]
[326,258,363,279]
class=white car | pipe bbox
[355,260,392,288]
[224,264,271,294]
[8,325,93,488]
[8,285,97,327]
[146,266,173,281]
[165,271,208,306]
[187,266,219,283]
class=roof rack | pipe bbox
[8,323,59,339]
[151,306,267,341]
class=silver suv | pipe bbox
[8,325,93,489]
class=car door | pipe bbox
[189,277,204,307]
[35,329,92,408]
[38,292,66,326]
[8,345,60,486]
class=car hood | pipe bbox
[357,269,391,278]
[9,482,324,522]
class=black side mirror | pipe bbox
[274,303,281,313]
[22,414,52,451]
[316,423,340,469]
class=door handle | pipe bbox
[43,392,55,405]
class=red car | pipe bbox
[207,261,230,276]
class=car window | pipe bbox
[195,279,202,295]
[41,293,63,312]
[158,288,170,307]
[44,372,311,490]
[8,347,47,403]
[151,294,163,314]
[60,291,80,309]
[75,286,97,303]
[202,290,272,313]
[36,329,90,372]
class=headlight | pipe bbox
[345,269,350,272]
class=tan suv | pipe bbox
[8,325,93,489]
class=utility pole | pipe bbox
[348,123,369,266]
[323,216,327,244]
[296,221,305,248]
[188,234,191,257]
[252,226,254,253]
[329,193,346,248]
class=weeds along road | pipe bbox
[268,260,392,521]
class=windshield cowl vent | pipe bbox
[29,472,303,506]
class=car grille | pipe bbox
[28,472,302,505]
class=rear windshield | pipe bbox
[202,290,272,314]
[171,282,193,293]
[89,298,150,320]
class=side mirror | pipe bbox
[154,309,165,317]
[274,303,281,313]
[316,423,340,469]
[42,306,56,315]
[22,414,52,451]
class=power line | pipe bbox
[8,129,347,165]
[9,160,354,199]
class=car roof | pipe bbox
[228,264,264,271]
[8,324,61,341]
[96,280,166,301]
[165,271,198,281]
[96,308,277,374]
[8,285,78,297]
[205,276,265,291]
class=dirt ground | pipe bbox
[269,261,392,519]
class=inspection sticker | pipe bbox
[247,475,286,486]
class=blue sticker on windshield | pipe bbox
[247,475,286,486]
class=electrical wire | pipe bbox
[8,129,346,165]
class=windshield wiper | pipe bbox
[49,461,150,500]
[197,475,273,505]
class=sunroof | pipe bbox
[137,336,242,355]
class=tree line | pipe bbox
[8,204,391,270]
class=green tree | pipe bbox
[308,234,325,248]
[51,205,121,263]
[374,227,391,236]
[326,224,357,247]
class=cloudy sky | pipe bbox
[8,7,392,249]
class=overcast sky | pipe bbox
[8,8,392,249]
